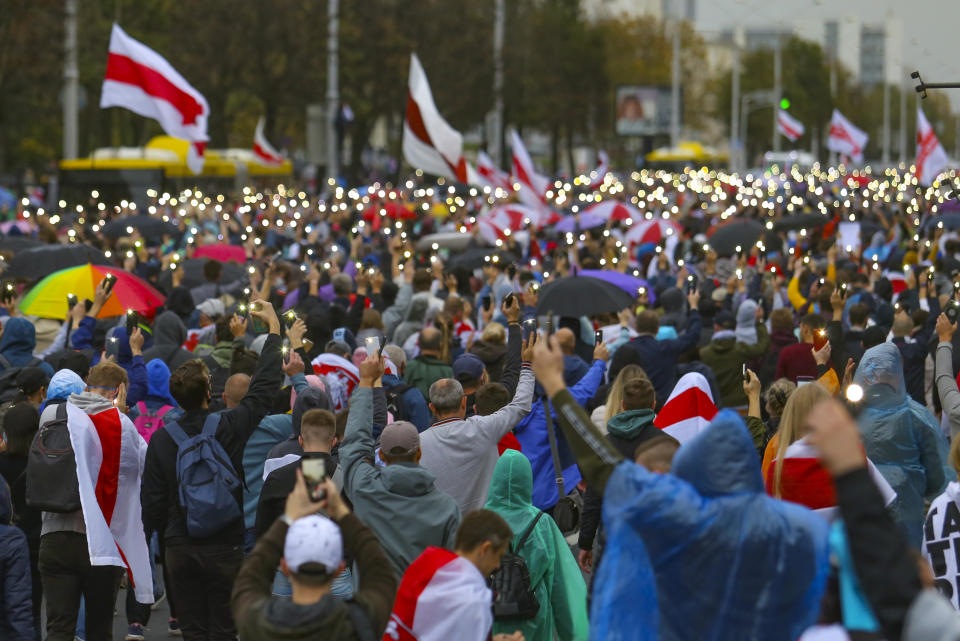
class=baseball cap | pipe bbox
[714,311,736,330]
[196,298,225,319]
[284,514,342,575]
[380,421,420,457]
[711,288,729,303]
[452,353,485,381]
[16,367,49,395]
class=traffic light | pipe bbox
[779,97,791,110]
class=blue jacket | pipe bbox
[609,311,702,406]
[105,326,148,407]
[0,317,54,378]
[592,410,830,641]
[516,359,606,510]
[382,373,432,433]
[0,479,33,641]
[562,355,591,387]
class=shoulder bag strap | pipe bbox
[162,420,188,446]
[135,401,148,415]
[542,398,566,499]
[0,354,12,369]
[515,512,545,552]
[201,412,221,437]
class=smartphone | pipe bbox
[796,376,814,388]
[685,275,698,294]
[813,328,828,351]
[284,310,298,329]
[482,295,492,311]
[126,310,139,335]
[67,293,78,309]
[595,329,604,346]
[742,364,749,383]
[503,292,515,309]
[545,312,555,337]
[301,453,327,501]
[102,273,118,297]
[1,283,15,303]
[947,301,960,324]
[281,345,290,364]
[523,319,538,342]
[364,335,381,355]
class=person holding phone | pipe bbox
[339,351,461,580]
[775,313,832,384]
[699,305,770,409]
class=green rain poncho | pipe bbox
[485,450,589,641]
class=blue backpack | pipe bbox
[164,414,242,538]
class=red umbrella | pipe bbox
[193,243,247,263]
[585,200,643,222]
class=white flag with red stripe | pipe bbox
[766,437,895,521]
[510,130,551,210]
[100,24,209,174]
[653,373,718,444]
[384,547,492,641]
[476,150,512,191]
[917,107,949,186]
[403,54,475,184]
[589,150,610,189]
[777,109,805,142]
[827,109,868,164]
[67,401,153,603]
[311,353,360,412]
[253,117,284,166]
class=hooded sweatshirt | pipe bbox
[699,320,769,407]
[104,326,148,406]
[340,387,461,580]
[0,478,32,641]
[0,318,53,377]
[485,451,588,641]
[142,311,195,372]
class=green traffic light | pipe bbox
[779,98,791,110]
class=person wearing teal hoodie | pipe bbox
[485,450,588,641]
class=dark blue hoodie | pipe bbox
[0,479,33,640]
[0,318,53,378]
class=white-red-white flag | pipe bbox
[67,402,153,603]
[100,24,209,174]
[253,117,284,166]
[510,129,551,209]
[917,107,949,186]
[827,109,868,164]
[311,353,360,412]
[652,373,718,444]
[403,53,474,183]
[475,150,512,191]
[777,109,805,142]
[589,150,610,189]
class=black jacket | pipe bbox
[256,453,337,538]
[142,333,283,546]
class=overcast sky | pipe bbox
[695,0,958,110]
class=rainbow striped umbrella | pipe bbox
[20,264,165,320]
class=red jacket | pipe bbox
[775,341,818,383]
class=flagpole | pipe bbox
[670,21,681,149]
[326,0,339,185]
[899,77,907,165]
[772,36,781,153]
[730,42,740,172]
[63,0,79,160]
[882,80,891,164]
[492,0,505,168]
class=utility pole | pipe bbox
[63,0,79,160]
[772,36,782,153]
[899,77,907,165]
[730,43,740,171]
[670,21,681,148]
[882,80,891,164]
[492,0,505,167]
[326,0,339,185]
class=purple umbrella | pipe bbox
[554,212,604,233]
[578,269,655,305]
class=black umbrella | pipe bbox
[536,275,636,317]
[446,248,512,271]
[0,236,43,253]
[4,244,110,280]
[158,258,247,291]
[771,213,830,233]
[708,220,765,256]
[101,215,180,242]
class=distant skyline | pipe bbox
[694,0,959,110]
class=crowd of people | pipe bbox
[2,165,960,641]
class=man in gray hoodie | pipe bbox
[339,352,461,580]
[142,310,195,371]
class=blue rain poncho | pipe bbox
[854,342,951,546]
[591,410,830,641]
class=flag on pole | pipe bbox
[916,107,949,186]
[475,150,512,191]
[777,109,805,142]
[253,117,284,166]
[403,53,475,184]
[827,109,868,163]
[653,373,718,444]
[67,402,153,603]
[100,24,209,174]
[589,150,610,188]
[510,129,550,209]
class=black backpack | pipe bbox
[491,512,545,621]
[25,403,82,513]
[384,382,414,422]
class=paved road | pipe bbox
[111,586,175,641]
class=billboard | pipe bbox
[615,86,674,136]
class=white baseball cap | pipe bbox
[283,514,343,574]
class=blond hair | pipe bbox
[771,382,832,498]
[604,364,648,424]
[481,322,506,344]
